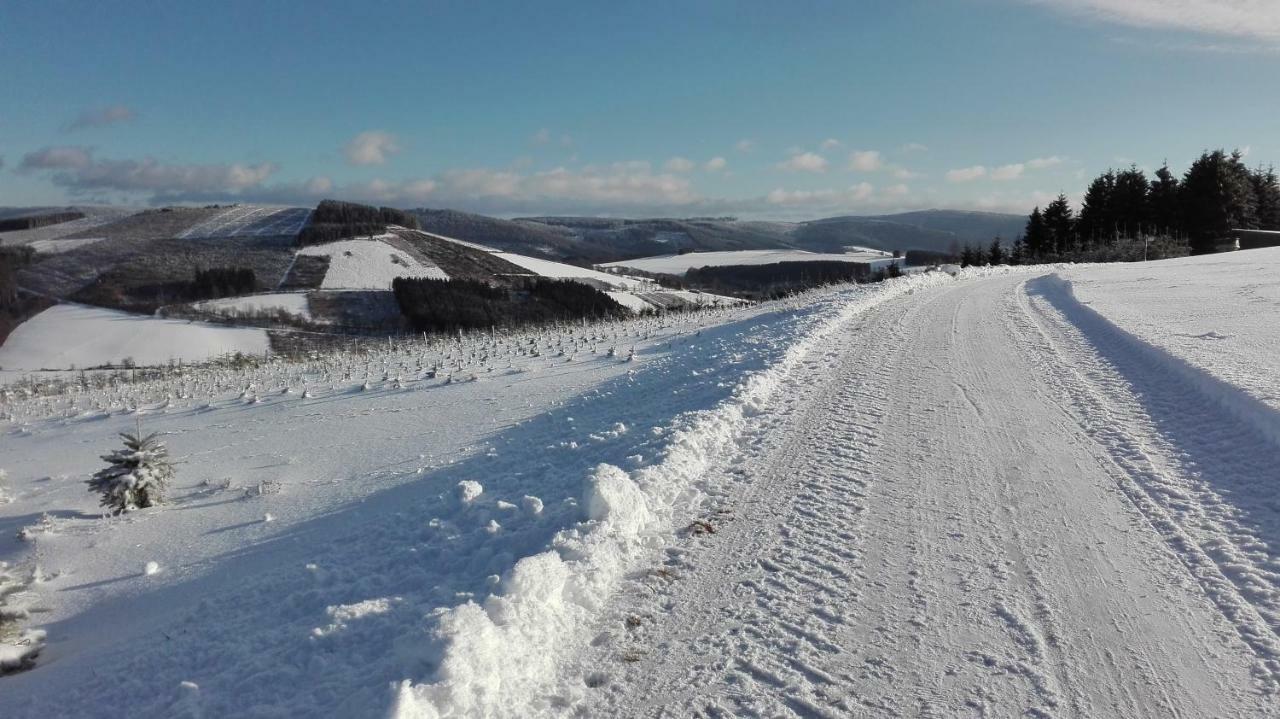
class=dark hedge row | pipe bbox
[0,211,85,232]
[684,260,873,298]
[392,277,626,332]
[190,267,257,300]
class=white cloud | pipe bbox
[735,139,755,153]
[820,138,843,150]
[777,151,829,173]
[1027,155,1066,169]
[65,104,136,132]
[849,150,883,172]
[946,165,988,182]
[704,156,728,172]
[19,146,94,171]
[766,182,874,206]
[343,131,401,166]
[885,183,910,197]
[990,163,1025,181]
[900,142,928,153]
[890,166,922,180]
[664,156,695,173]
[532,128,551,145]
[25,148,277,197]
[850,181,874,201]
[1034,0,1280,41]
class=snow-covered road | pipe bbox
[569,273,1277,717]
[4,260,1279,717]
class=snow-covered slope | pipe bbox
[600,248,897,276]
[298,238,448,289]
[0,304,270,371]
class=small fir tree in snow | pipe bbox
[87,431,175,513]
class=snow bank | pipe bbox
[0,304,270,371]
[1039,268,1280,449]
[1062,249,1280,433]
[601,249,897,276]
[392,270,955,718]
[298,239,448,289]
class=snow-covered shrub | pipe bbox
[86,431,175,513]
[0,561,45,675]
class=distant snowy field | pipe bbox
[178,206,312,240]
[0,304,269,371]
[600,248,896,276]
[298,238,449,289]
[196,292,313,321]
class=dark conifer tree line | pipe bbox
[297,200,422,246]
[951,148,1280,267]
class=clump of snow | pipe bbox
[298,239,448,290]
[521,495,544,516]
[455,480,484,504]
[144,561,160,576]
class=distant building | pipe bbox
[1233,229,1280,251]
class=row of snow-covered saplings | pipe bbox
[0,304,748,425]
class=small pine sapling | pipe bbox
[87,427,175,513]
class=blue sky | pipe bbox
[2,0,1277,218]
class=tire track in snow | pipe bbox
[568,273,1271,718]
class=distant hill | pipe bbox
[792,210,1028,255]
[411,208,1026,262]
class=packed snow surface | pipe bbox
[3,250,1280,717]
[601,248,897,276]
[0,304,269,371]
[196,292,313,321]
[298,238,448,289]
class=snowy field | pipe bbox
[298,238,449,289]
[26,237,105,255]
[0,304,270,371]
[195,292,313,322]
[178,206,312,240]
[3,251,1280,717]
[493,251,654,291]
[600,248,898,276]
[0,207,137,247]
